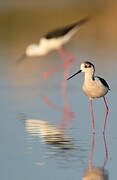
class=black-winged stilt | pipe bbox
[26,17,90,57]
[18,17,90,79]
[67,61,110,134]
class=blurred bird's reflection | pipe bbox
[82,134,108,180]
[25,118,88,168]
[25,119,74,149]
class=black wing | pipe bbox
[96,76,110,90]
[45,17,90,39]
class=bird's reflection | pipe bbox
[25,119,74,149]
[42,63,75,129]
[42,48,75,129]
[82,134,108,180]
[42,96,75,129]
[25,118,88,168]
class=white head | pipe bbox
[25,38,48,57]
[80,61,95,73]
[67,61,95,80]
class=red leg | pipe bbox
[90,99,95,134]
[103,97,109,134]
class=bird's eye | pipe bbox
[84,64,91,68]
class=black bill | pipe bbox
[67,70,82,80]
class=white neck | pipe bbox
[84,71,95,82]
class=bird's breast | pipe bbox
[82,80,108,98]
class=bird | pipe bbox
[18,17,90,79]
[25,16,90,57]
[67,61,110,134]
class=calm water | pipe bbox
[0,3,117,180]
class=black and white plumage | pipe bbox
[25,17,90,57]
[67,61,110,99]
[45,17,90,39]
[67,61,110,134]
[96,76,110,90]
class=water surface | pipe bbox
[0,2,117,180]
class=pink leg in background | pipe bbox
[42,96,62,112]
[43,62,66,80]
[58,47,75,64]
[42,96,75,119]
[42,47,75,129]
[58,47,75,128]
[43,47,75,80]
[42,95,75,129]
